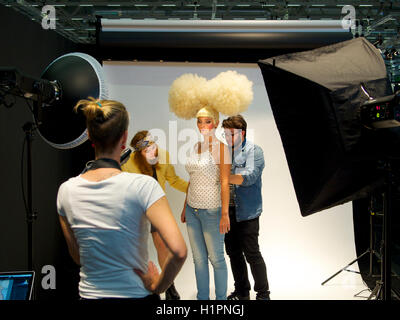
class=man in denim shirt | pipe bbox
[222,115,270,300]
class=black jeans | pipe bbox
[225,207,269,296]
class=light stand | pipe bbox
[321,160,396,300]
[1,53,107,301]
[21,121,39,300]
[368,160,393,299]
[22,122,37,273]
[321,189,379,286]
[321,196,380,286]
[368,202,384,299]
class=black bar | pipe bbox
[99,31,352,50]
[23,122,35,272]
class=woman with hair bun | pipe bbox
[122,130,188,300]
[56,97,187,300]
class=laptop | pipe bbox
[0,271,35,300]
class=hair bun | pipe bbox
[208,70,253,116]
[168,73,209,119]
[74,97,105,122]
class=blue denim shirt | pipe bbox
[231,140,265,222]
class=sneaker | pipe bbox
[227,291,250,300]
[256,292,270,300]
[165,283,180,300]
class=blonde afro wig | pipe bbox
[207,70,253,116]
[168,70,253,119]
[168,73,209,119]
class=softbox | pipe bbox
[258,37,397,216]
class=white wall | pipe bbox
[103,61,366,300]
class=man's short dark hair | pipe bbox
[222,114,247,138]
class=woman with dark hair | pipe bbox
[57,97,187,300]
[122,130,188,300]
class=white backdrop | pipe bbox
[103,61,368,300]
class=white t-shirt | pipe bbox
[56,172,165,299]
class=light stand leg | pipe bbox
[368,236,384,300]
[321,200,377,286]
[321,250,370,286]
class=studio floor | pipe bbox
[160,258,372,300]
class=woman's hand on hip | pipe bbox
[134,261,160,293]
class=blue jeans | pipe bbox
[185,204,227,300]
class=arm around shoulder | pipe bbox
[165,161,189,193]
[240,144,265,187]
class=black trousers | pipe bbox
[225,207,269,296]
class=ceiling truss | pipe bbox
[1,0,399,49]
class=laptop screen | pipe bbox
[0,271,35,300]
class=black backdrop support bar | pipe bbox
[98,31,352,50]
[97,31,352,62]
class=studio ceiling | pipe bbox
[1,1,399,47]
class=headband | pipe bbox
[196,106,219,123]
[133,135,156,152]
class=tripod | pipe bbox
[321,196,380,286]
[367,162,397,300]
[321,161,398,300]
